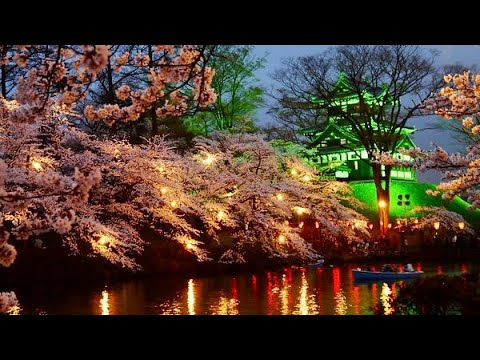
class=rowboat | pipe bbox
[352,269,424,281]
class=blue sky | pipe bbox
[252,45,480,183]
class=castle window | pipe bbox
[340,139,347,145]
[354,161,359,170]
[404,172,412,179]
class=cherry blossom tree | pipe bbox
[187,133,370,263]
[0,45,217,270]
[408,206,474,237]
[377,72,480,211]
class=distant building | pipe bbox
[299,73,417,182]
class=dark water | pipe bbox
[9,261,478,315]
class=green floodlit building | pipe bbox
[300,73,417,182]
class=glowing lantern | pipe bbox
[315,221,320,229]
[217,210,225,222]
[302,175,311,182]
[201,153,216,166]
[170,200,178,208]
[98,235,110,246]
[458,222,465,230]
[299,221,304,229]
[278,234,286,244]
[31,161,42,171]
[293,206,308,216]
[378,200,387,208]
[275,193,284,201]
[291,169,298,176]
[434,221,440,230]
[160,187,168,195]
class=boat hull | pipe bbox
[352,270,424,281]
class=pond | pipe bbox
[8,261,478,315]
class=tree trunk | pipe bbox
[372,162,392,237]
[1,46,7,98]
[147,45,159,137]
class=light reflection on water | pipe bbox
[9,261,477,315]
[100,290,110,315]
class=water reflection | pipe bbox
[210,295,239,315]
[293,271,318,315]
[100,290,110,315]
[12,261,479,315]
[280,273,290,315]
[380,283,393,315]
[187,279,195,315]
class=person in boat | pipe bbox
[403,263,414,272]
[383,264,397,272]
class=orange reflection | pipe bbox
[334,289,347,315]
[416,263,422,272]
[372,283,378,308]
[187,279,195,315]
[380,283,393,315]
[210,296,239,315]
[232,278,238,300]
[332,267,346,314]
[437,266,443,275]
[294,271,318,314]
[267,272,274,315]
[280,273,291,315]
[461,264,468,273]
[100,290,110,315]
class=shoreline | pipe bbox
[2,246,479,289]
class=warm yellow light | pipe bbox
[201,153,216,166]
[291,169,298,176]
[293,206,308,216]
[217,210,225,221]
[378,200,387,208]
[368,223,373,230]
[315,221,320,229]
[98,235,110,246]
[302,175,311,182]
[157,165,165,173]
[160,187,168,195]
[458,222,465,230]
[187,279,195,315]
[100,290,109,315]
[414,218,419,224]
[278,234,286,244]
[434,221,440,230]
[298,221,304,229]
[170,200,178,208]
[31,160,42,171]
[186,242,194,250]
[388,223,392,229]
[275,193,284,201]
[381,283,393,315]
